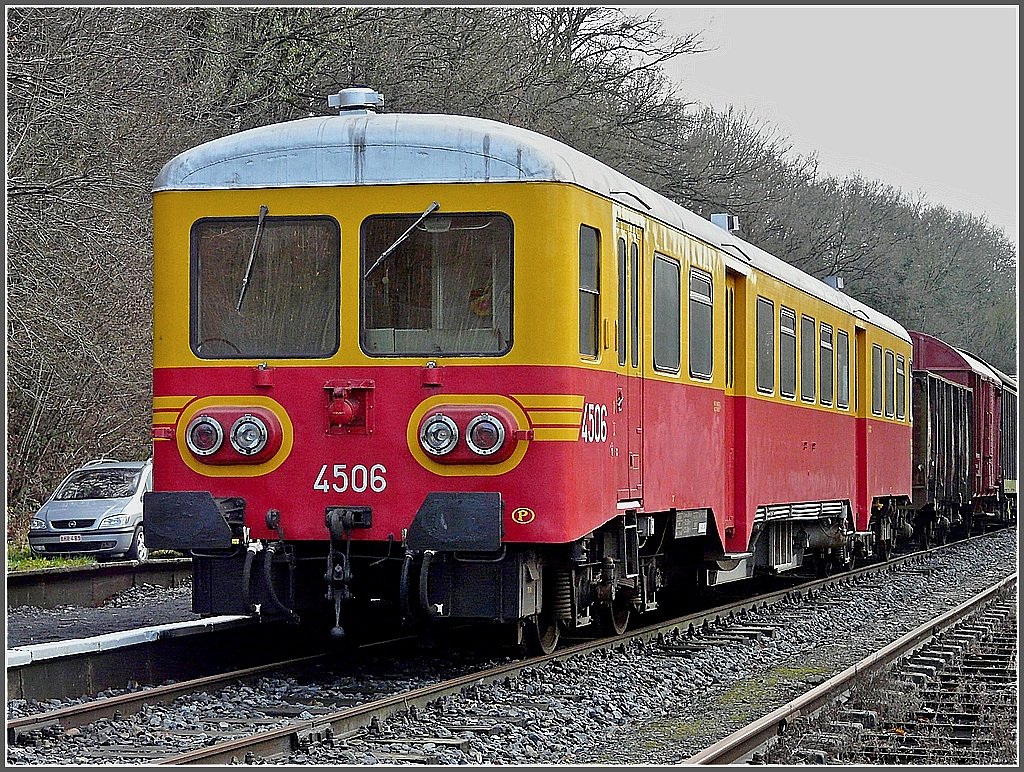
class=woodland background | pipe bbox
[6,7,1018,535]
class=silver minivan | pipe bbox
[28,458,153,562]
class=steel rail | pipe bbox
[685,572,1018,765]
[6,653,327,742]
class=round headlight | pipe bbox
[230,414,269,456]
[185,415,224,456]
[466,413,506,456]
[420,414,459,456]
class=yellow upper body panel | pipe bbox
[153,179,911,425]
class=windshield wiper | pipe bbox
[236,204,269,311]
[363,201,440,279]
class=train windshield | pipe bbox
[190,215,340,359]
[361,211,512,356]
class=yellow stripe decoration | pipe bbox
[532,427,581,442]
[153,396,194,410]
[513,394,585,410]
[526,410,583,426]
[152,411,181,425]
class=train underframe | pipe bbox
[153,491,908,652]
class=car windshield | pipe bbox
[54,469,141,501]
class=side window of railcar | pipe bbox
[191,215,340,359]
[800,315,816,402]
[361,212,513,356]
[688,268,713,380]
[617,238,627,366]
[895,354,906,420]
[630,243,640,369]
[820,324,834,407]
[779,307,796,399]
[653,254,681,373]
[756,297,775,394]
[836,330,850,409]
[578,225,601,358]
[884,349,895,418]
[871,344,883,415]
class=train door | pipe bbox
[854,324,869,517]
[723,270,741,529]
[615,221,644,502]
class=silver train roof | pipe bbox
[155,110,909,342]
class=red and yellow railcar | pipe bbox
[145,88,912,649]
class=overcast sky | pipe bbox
[637,5,1019,247]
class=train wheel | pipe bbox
[600,594,631,636]
[815,554,831,578]
[525,613,560,655]
[525,569,562,655]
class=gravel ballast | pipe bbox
[5,530,1016,766]
[292,530,1018,765]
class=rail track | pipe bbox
[686,572,1018,764]
[7,529,1014,766]
[6,528,1015,761]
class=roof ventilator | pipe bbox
[823,275,845,291]
[328,87,385,114]
[711,213,741,235]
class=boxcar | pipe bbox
[968,355,1018,522]
[909,330,1015,527]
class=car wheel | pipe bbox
[127,525,149,562]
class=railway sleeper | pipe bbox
[366,737,472,753]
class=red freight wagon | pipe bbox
[909,330,1008,524]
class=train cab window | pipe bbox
[819,324,834,407]
[896,354,906,419]
[756,297,775,394]
[578,225,601,358]
[361,212,512,356]
[871,344,883,415]
[779,307,796,399]
[884,349,895,417]
[688,268,713,379]
[836,330,850,409]
[653,254,681,372]
[800,315,816,402]
[617,238,626,366]
[191,215,340,358]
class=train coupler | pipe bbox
[324,507,369,639]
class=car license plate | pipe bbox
[58,534,82,543]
